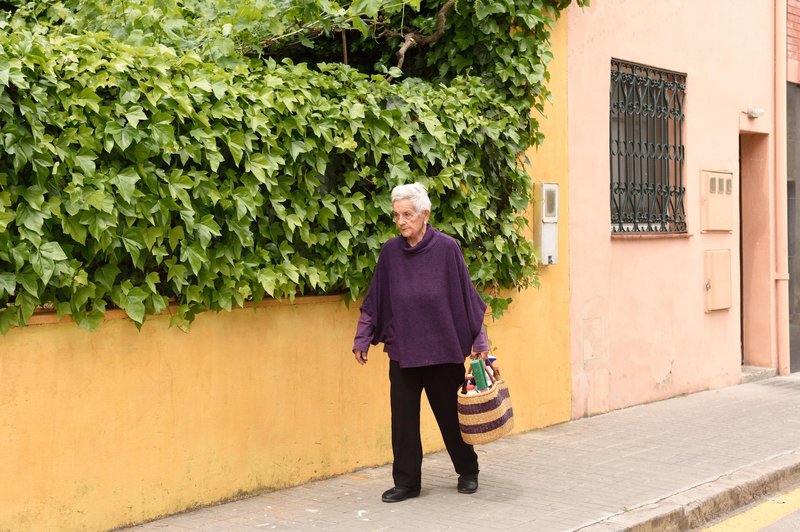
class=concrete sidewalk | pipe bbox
[123,374,800,531]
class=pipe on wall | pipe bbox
[775,0,791,375]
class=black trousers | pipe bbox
[389,360,479,488]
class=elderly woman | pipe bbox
[353,182,489,503]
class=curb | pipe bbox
[576,449,800,531]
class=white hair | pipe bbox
[391,183,431,214]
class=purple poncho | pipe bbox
[359,225,487,368]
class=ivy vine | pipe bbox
[0,0,585,333]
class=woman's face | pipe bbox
[392,199,429,245]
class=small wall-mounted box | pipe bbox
[533,182,559,265]
[700,170,734,232]
[704,249,732,312]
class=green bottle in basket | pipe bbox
[470,359,489,391]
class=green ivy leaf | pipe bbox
[0,308,18,335]
[0,273,16,297]
[76,308,106,331]
[181,243,207,276]
[39,242,68,261]
[19,270,39,297]
[124,106,148,128]
[32,254,55,285]
[95,264,121,292]
[16,204,45,234]
[0,211,14,232]
[114,167,141,203]
[196,215,222,247]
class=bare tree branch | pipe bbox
[394,0,455,70]
[260,23,322,48]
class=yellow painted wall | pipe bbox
[488,16,572,432]
[2,298,392,531]
[0,20,571,532]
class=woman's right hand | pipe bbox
[354,350,368,365]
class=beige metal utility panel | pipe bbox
[704,249,732,312]
[700,170,734,232]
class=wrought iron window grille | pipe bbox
[610,59,687,234]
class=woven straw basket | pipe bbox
[457,379,514,445]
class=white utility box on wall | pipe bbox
[534,182,559,265]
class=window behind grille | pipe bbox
[610,59,686,233]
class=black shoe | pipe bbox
[457,474,478,494]
[381,486,421,503]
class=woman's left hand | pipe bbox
[470,351,489,361]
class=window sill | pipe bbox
[611,232,693,241]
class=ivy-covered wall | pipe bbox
[0,0,583,332]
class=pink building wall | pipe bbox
[566,0,786,417]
